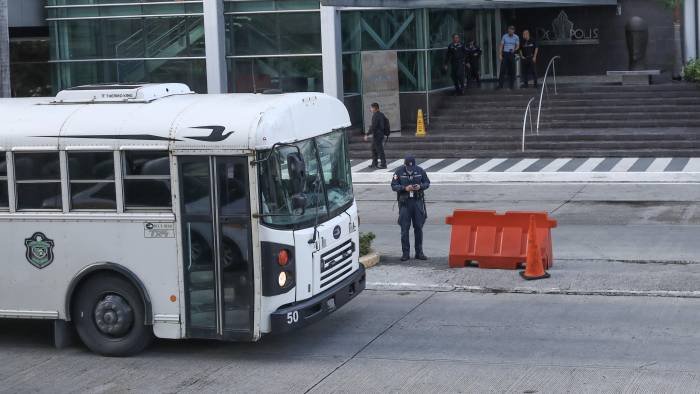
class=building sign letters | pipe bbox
[536,11,600,45]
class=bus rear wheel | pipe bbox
[73,273,153,356]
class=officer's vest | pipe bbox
[396,170,425,202]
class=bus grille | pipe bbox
[320,239,355,290]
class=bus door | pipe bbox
[178,156,254,340]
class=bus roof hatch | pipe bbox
[53,83,194,104]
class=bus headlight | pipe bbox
[278,271,290,288]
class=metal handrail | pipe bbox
[522,97,535,152]
[535,55,561,134]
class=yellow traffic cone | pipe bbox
[416,109,427,137]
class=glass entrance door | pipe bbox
[476,10,498,79]
[179,155,253,340]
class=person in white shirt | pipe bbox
[497,26,520,90]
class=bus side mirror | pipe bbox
[291,193,307,215]
[287,152,306,194]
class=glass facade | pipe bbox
[336,8,500,124]
[341,8,497,95]
[341,10,427,93]
[224,0,322,93]
[48,0,207,92]
[45,1,497,110]
[11,37,52,97]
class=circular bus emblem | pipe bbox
[333,225,342,239]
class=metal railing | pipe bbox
[535,56,561,134]
[521,56,560,152]
[521,97,535,152]
[114,19,204,82]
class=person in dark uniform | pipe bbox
[443,34,468,95]
[364,102,388,169]
[497,26,520,90]
[465,38,482,88]
[391,155,430,261]
[519,29,539,88]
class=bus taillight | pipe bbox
[278,249,290,266]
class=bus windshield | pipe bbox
[258,130,354,229]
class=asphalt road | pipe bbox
[2,182,700,393]
[2,290,700,393]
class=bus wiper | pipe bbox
[308,174,323,245]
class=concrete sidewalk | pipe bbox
[357,182,700,296]
[362,223,700,264]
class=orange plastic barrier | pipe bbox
[445,210,557,270]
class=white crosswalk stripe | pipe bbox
[646,157,673,172]
[385,159,405,172]
[610,157,639,172]
[683,158,700,172]
[504,158,539,172]
[418,159,444,171]
[438,159,476,173]
[471,158,508,172]
[538,158,573,172]
[351,160,372,172]
[574,158,606,172]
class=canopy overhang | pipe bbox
[321,0,618,8]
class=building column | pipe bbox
[0,0,10,97]
[321,5,344,100]
[697,0,700,61]
[684,0,698,61]
[203,0,227,94]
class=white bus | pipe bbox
[0,84,365,356]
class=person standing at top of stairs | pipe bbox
[519,29,539,89]
[444,34,468,96]
[498,26,520,90]
[466,38,483,88]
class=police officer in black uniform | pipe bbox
[519,29,539,88]
[444,34,468,95]
[465,38,482,88]
[391,155,430,261]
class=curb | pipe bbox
[360,252,381,269]
[352,171,700,184]
[365,282,700,299]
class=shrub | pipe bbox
[359,232,376,256]
[682,58,700,82]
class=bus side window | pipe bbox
[68,152,116,211]
[14,152,62,211]
[122,151,172,210]
[0,153,7,209]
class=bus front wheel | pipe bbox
[72,273,153,356]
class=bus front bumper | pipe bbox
[270,264,366,334]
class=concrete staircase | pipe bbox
[348,83,700,159]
